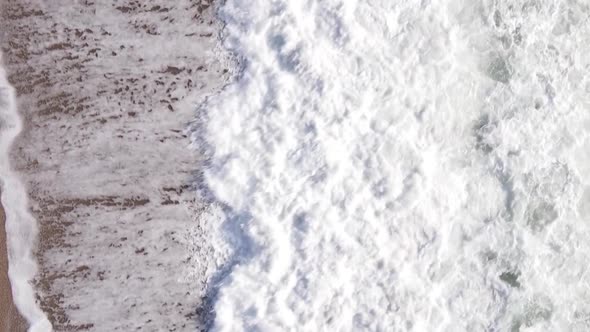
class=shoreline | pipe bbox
[0,202,27,332]
[1,0,231,329]
[0,47,51,330]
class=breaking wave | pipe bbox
[198,1,590,330]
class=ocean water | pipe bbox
[197,0,590,331]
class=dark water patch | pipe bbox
[493,10,502,27]
[527,202,557,232]
[499,270,521,288]
[487,55,512,84]
[482,250,497,263]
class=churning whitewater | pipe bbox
[197,0,590,331]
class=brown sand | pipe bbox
[0,0,230,330]
[0,202,27,332]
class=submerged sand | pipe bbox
[0,0,231,330]
[0,202,27,332]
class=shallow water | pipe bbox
[198,0,590,330]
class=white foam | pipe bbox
[0,53,52,331]
[200,0,590,330]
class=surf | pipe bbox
[199,0,590,330]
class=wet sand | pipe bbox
[0,202,27,332]
[1,0,231,330]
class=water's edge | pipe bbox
[1,1,232,330]
[0,52,52,331]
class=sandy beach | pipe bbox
[0,0,231,330]
[0,202,27,332]
[3,0,588,330]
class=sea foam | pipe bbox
[199,0,590,330]
[0,53,52,331]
